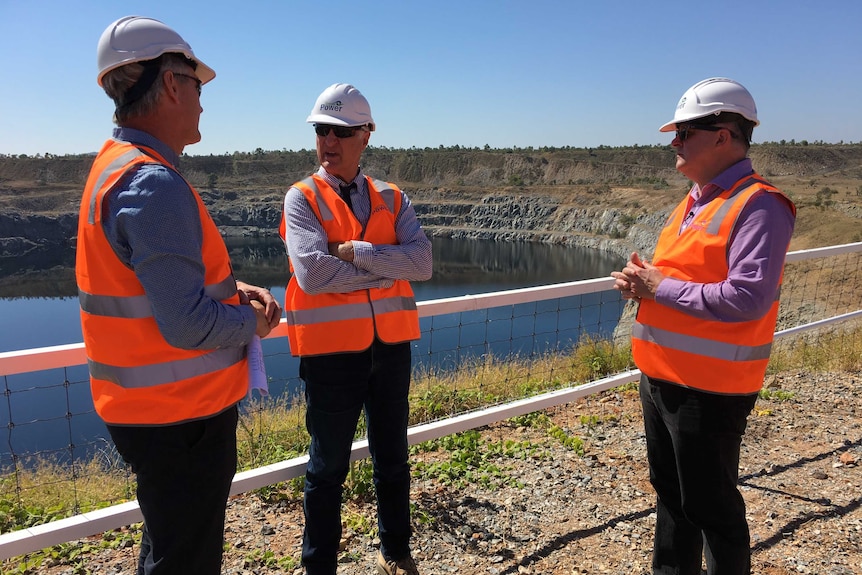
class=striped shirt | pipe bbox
[282,167,432,295]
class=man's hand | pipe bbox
[249,300,274,337]
[610,252,666,301]
[236,281,282,331]
[328,241,355,262]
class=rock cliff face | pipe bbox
[412,189,667,260]
[0,213,79,256]
[1,143,860,259]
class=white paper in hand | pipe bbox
[247,335,268,398]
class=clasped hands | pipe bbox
[610,252,665,301]
[236,281,282,337]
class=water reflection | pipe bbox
[0,236,625,460]
[0,236,621,299]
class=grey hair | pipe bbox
[101,53,196,124]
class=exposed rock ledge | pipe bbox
[0,192,667,261]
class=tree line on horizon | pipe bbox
[2,139,860,161]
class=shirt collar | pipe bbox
[317,166,365,190]
[692,158,754,204]
[112,127,180,168]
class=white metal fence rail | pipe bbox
[0,242,860,560]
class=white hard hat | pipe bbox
[96,15,215,87]
[306,83,375,130]
[659,77,759,132]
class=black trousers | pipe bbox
[107,405,239,575]
[640,375,757,575]
[300,340,413,575]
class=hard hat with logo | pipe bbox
[306,83,375,131]
[96,15,215,87]
[659,78,758,132]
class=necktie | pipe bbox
[339,183,356,213]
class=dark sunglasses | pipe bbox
[676,124,740,142]
[314,124,364,138]
[173,72,202,96]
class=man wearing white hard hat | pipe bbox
[280,83,432,575]
[612,78,796,574]
[77,15,281,574]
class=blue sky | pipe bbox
[1,0,860,156]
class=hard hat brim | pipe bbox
[193,58,216,85]
[658,111,719,132]
[659,120,678,133]
[306,113,371,129]
[97,51,216,87]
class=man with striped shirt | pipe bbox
[280,83,432,575]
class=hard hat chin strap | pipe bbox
[116,56,165,112]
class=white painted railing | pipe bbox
[0,243,860,560]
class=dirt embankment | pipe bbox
[1,144,862,257]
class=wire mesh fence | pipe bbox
[0,242,860,568]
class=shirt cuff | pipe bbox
[654,276,684,305]
[351,240,373,270]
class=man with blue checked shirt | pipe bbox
[78,15,281,575]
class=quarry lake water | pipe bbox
[0,236,625,461]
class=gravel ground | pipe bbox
[38,370,862,575]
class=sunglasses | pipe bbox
[314,124,365,138]
[676,124,740,142]
[173,72,202,96]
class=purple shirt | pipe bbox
[653,158,796,322]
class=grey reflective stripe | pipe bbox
[78,289,153,318]
[301,177,336,222]
[286,301,373,326]
[205,275,238,300]
[87,148,148,224]
[371,179,396,213]
[706,178,763,235]
[79,276,236,318]
[373,295,417,314]
[632,322,773,362]
[88,346,246,389]
[286,295,416,327]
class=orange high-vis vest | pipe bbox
[76,138,248,425]
[280,174,420,357]
[632,174,796,395]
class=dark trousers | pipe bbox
[640,375,757,575]
[107,405,239,575]
[300,340,413,575]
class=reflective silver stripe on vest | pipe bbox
[286,301,372,326]
[301,177,335,221]
[286,295,416,326]
[373,295,416,314]
[706,178,762,235]
[371,179,396,213]
[632,322,773,362]
[79,289,153,318]
[88,345,246,388]
[88,148,148,224]
[206,275,239,300]
[78,276,237,319]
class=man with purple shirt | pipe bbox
[611,78,796,575]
